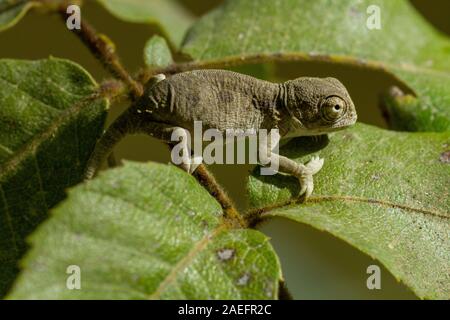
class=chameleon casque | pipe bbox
[85,69,357,199]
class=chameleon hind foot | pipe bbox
[297,156,324,198]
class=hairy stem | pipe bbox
[53,2,244,224]
[57,4,143,99]
[278,281,293,300]
[192,165,245,228]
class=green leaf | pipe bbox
[0,0,39,31]
[0,58,108,296]
[382,70,450,132]
[181,0,450,131]
[144,35,174,69]
[247,123,450,299]
[8,162,282,299]
[96,0,194,48]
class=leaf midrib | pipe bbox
[0,184,18,254]
[256,194,449,220]
[148,224,228,299]
[0,93,101,182]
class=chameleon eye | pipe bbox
[321,96,346,122]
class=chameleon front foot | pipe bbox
[297,156,324,199]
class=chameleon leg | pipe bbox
[259,132,324,198]
[169,127,203,174]
[84,107,197,180]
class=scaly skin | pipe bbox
[85,69,357,199]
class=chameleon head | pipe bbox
[283,77,357,136]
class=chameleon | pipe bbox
[85,69,357,199]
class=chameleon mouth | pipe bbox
[332,118,357,131]
[334,110,358,128]
[330,125,353,132]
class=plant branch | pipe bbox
[57,5,143,99]
[53,2,243,225]
[192,164,245,228]
[278,281,293,300]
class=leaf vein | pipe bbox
[256,195,449,220]
[0,184,18,255]
[148,225,228,299]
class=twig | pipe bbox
[57,4,143,99]
[278,281,293,300]
[192,164,245,228]
[55,2,244,225]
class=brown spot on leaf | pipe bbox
[264,281,274,298]
[236,272,251,286]
[439,151,450,163]
[187,210,196,217]
[217,248,235,261]
[371,174,381,180]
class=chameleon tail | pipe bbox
[84,74,167,180]
[84,108,137,180]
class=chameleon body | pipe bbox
[85,69,357,198]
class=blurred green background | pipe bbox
[1,0,448,299]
